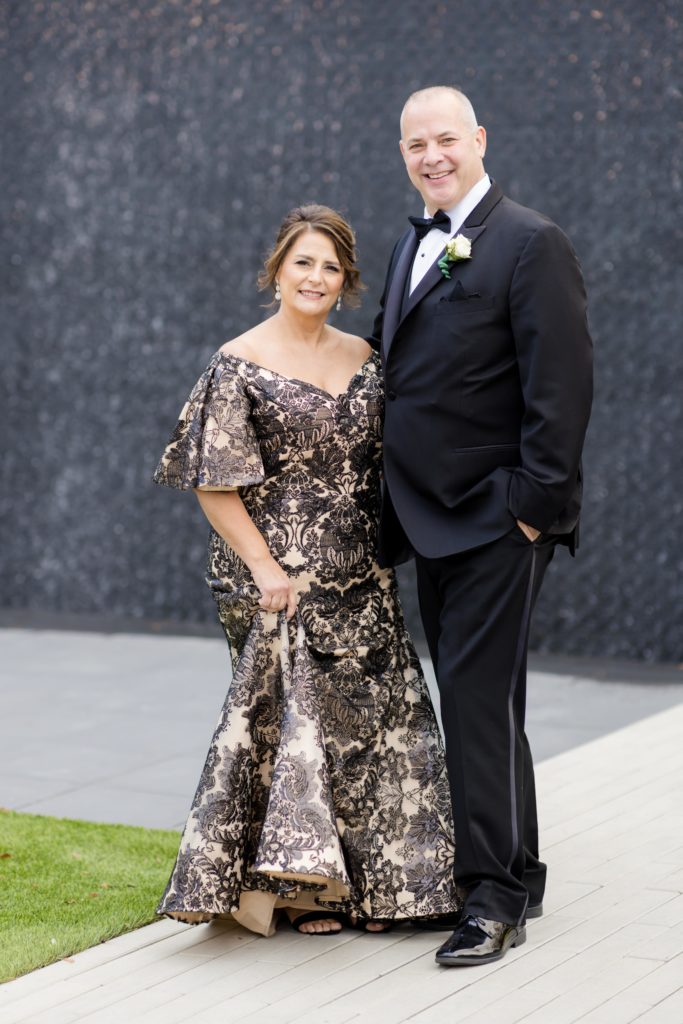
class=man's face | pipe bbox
[400,94,487,214]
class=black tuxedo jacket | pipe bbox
[370,182,593,565]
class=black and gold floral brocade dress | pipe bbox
[153,348,460,935]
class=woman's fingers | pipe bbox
[257,584,297,616]
[258,585,296,614]
[251,558,298,618]
[285,588,298,620]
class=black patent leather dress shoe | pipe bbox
[412,911,464,931]
[435,915,526,966]
[527,902,543,919]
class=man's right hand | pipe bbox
[516,519,541,543]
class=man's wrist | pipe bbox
[516,519,541,542]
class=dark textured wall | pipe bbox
[2,0,682,661]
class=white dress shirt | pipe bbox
[409,174,491,293]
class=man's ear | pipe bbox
[476,126,487,159]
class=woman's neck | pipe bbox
[271,306,332,351]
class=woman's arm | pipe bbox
[194,489,298,619]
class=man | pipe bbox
[370,87,593,966]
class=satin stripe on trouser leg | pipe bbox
[416,528,557,926]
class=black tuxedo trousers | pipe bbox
[416,526,557,925]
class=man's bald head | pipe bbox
[400,87,479,138]
[399,86,487,214]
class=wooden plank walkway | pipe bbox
[2,703,682,1024]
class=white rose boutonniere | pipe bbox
[438,234,473,279]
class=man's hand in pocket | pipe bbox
[517,520,541,543]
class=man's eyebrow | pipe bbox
[406,130,460,142]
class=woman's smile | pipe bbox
[299,288,325,299]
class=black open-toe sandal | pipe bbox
[346,914,394,933]
[287,910,346,934]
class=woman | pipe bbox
[154,205,460,936]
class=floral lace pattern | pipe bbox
[154,350,460,925]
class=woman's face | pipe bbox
[276,229,344,318]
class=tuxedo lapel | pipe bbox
[400,224,487,322]
[382,230,417,358]
[462,179,504,228]
[383,182,505,359]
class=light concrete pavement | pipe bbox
[2,699,682,1023]
[1,628,682,830]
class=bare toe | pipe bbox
[299,917,342,934]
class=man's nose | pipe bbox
[423,142,443,163]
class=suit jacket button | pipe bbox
[387,390,397,401]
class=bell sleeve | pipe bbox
[153,354,265,491]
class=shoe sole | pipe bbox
[435,927,526,967]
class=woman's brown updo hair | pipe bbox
[258,204,364,309]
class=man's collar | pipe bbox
[423,174,492,225]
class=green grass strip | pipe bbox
[0,809,180,983]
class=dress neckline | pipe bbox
[218,350,375,402]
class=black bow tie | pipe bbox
[409,209,451,241]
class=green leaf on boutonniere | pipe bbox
[438,233,473,279]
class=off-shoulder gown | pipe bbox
[153,348,460,935]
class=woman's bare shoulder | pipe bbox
[219,323,269,362]
[332,327,372,360]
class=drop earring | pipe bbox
[274,282,281,302]
[336,294,342,312]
